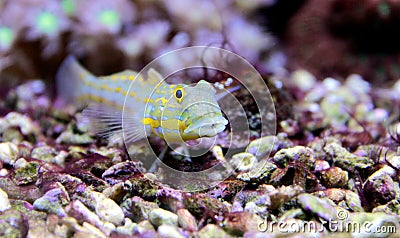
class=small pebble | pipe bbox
[5,112,36,135]
[33,187,69,217]
[230,152,257,172]
[198,224,229,238]
[149,208,178,227]
[246,136,276,158]
[0,188,11,212]
[177,209,197,232]
[158,224,185,238]
[88,191,125,225]
[291,69,316,91]
[115,218,138,236]
[0,142,19,165]
[31,145,57,163]
[320,167,348,188]
[297,194,337,221]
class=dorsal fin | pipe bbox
[147,68,164,84]
[98,70,137,80]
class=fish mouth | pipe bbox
[184,115,228,137]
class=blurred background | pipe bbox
[2,0,400,92]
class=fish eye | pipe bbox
[174,87,184,103]
[176,89,182,99]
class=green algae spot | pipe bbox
[36,12,59,35]
[15,162,39,185]
[99,9,120,30]
[0,27,14,50]
[378,2,390,18]
[62,0,76,16]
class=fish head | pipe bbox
[162,80,228,141]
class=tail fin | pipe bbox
[56,56,92,104]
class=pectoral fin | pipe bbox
[82,104,147,144]
[82,104,124,141]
